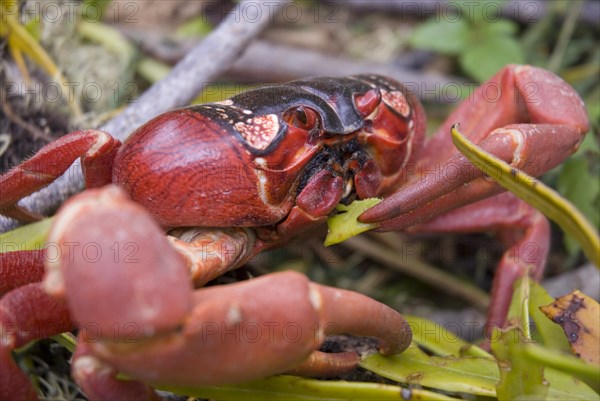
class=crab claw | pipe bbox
[360,65,589,228]
[44,185,410,397]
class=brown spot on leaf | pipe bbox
[540,290,599,365]
[406,372,424,384]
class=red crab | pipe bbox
[0,65,589,400]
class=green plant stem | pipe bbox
[547,0,585,72]
[452,125,600,268]
[77,20,136,61]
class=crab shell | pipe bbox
[113,75,425,228]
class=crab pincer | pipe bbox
[25,185,410,399]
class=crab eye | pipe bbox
[354,89,381,117]
[283,106,319,131]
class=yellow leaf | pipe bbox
[324,198,381,246]
[541,290,600,365]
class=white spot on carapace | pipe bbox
[254,157,268,167]
[243,109,253,115]
[381,90,410,117]
[234,114,280,150]
[255,170,271,205]
[215,99,233,106]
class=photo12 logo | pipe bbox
[199,1,339,24]
[2,0,139,24]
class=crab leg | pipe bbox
[358,65,588,333]
[0,130,120,222]
[407,192,550,331]
[0,250,45,295]
[71,339,161,401]
[361,64,589,224]
[0,283,73,401]
[41,185,410,399]
[167,227,258,286]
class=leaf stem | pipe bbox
[547,0,585,72]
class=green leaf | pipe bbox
[324,198,381,246]
[361,344,498,396]
[451,125,600,267]
[451,0,507,23]
[460,37,525,81]
[529,281,572,352]
[77,20,137,62]
[51,333,77,353]
[157,375,460,401]
[405,315,492,358]
[523,343,600,393]
[489,277,600,400]
[491,326,549,400]
[410,18,470,55]
[137,57,171,84]
[0,218,53,252]
[544,368,600,400]
[505,276,531,338]
[491,276,549,401]
[362,343,599,399]
[584,88,600,126]
[1,3,82,116]
[82,0,112,22]
[480,19,519,36]
[557,156,600,254]
[176,17,213,38]
[23,19,40,41]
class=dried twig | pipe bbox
[324,0,600,26]
[0,87,53,143]
[0,0,291,233]
[126,33,467,103]
[225,41,467,102]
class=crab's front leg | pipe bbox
[1,283,73,401]
[42,186,410,400]
[0,130,120,222]
[361,65,589,332]
[362,65,589,225]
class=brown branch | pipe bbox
[0,91,53,143]
[127,33,468,103]
[0,0,291,233]
[324,0,600,26]
[225,41,467,102]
